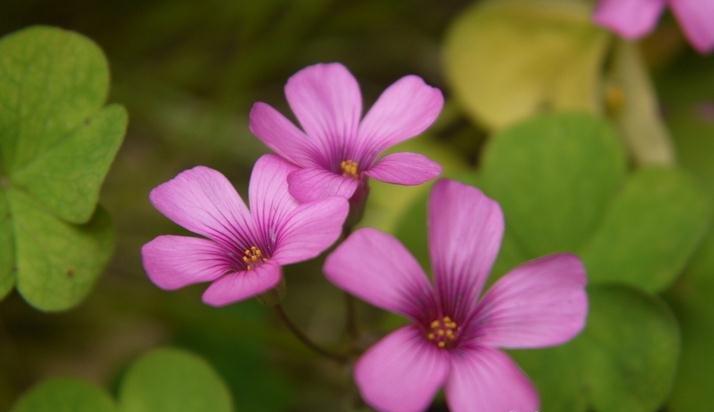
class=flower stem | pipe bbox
[339,223,360,343]
[344,292,359,341]
[274,304,348,364]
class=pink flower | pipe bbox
[142,155,348,306]
[594,0,714,54]
[249,63,444,203]
[324,180,588,412]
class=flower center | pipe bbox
[242,246,267,270]
[340,160,359,178]
[426,316,459,349]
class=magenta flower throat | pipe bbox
[325,179,589,412]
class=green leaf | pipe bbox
[514,285,679,412]
[444,0,609,130]
[10,349,235,412]
[0,26,127,310]
[582,168,710,292]
[119,348,234,412]
[10,190,114,311]
[607,42,674,165]
[479,113,626,257]
[11,378,117,412]
[0,26,109,174]
[12,105,128,224]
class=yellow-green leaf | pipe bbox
[444,0,609,130]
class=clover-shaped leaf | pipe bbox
[444,0,609,130]
[513,285,679,412]
[580,167,710,291]
[10,348,234,412]
[477,113,710,292]
[479,112,626,257]
[395,112,708,412]
[0,26,127,310]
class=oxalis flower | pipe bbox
[324,180,588,412]
[142,155,348,306]
[594,0,714,54]
[249,62,443,203]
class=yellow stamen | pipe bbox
[242,246,268,270]
[340,160,359,178]
[426,315,460,349]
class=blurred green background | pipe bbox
[1,0,712,411]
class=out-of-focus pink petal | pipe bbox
[428,180,504,321]
[249,155,299,235]
[469,254,588,349]
[284,63,362,152]
[141,235,228,290]
[593,0,666,39]
[202,263,282,307]
[287,168,359,202]
[358,75,443,153]
[248,103,323,168]
[273,197,349,265]
[149,166,252,240]
[324,228,436,320]
[446,346,539,412]
[355,326,450,412]
[365,152,442,185]
[670,0,714,53]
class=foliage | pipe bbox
[1,0,712,411]
[10,348,233,412]
[0,26,127,311]
[396,113,710,411]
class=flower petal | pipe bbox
[358,75,443,153]
[446,346,539,412]
[365,152,442,185]
[593,0,665,39]
[141,235,228,290]
[248,102,323,168]
[201,262,282,306]
[670,0,714,53]
[324,228,436,320]
[469,254,588,349]
[428,180,504,321]
[285,63,362,153]
[355,326,450,412]
[249,154,299,238]
[272,197,349,265]
[149,166,252,241]
[287,168,359,203]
